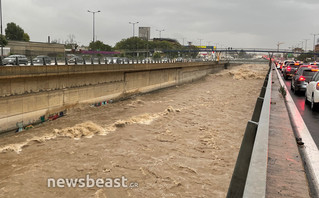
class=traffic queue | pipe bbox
[276,60,319,110]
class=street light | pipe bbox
[198,38,203,46]
[310,33,319,52]
[129,21,139,37]
[304,39,309,52]
[0,0,3,57]
[156,29,165,39]
[276,41,284,51]
[88,10,101,43]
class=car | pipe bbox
[104,57,113,64]
[283,62,301,80]
[176,57,183,62]
[291,67,319,94]
[296,64,318,71]
[281,60,295,71]
[105,57,120,64]
[276,61,282,69]
[118,57,129,64]
[305,71,319,110]
[142,57,153,63]
[3,55,28,65]
[32,55,51,65]
[68,56,84,64]
[309,62,317,66]
[162,57,169,63]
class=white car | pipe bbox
[305,71,319,110]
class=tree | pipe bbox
[0,35,8,47]
[296,51,315,62]
[65,34,77,49]
[153,52,161,59]
[114,37,147,51]
[114,37,186,58]
[5,22,29,41]
[23,33,30,42]
[89,40,112,51]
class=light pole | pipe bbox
[311,33,319,52]
[300,41,304,51]
[198,38,203,46]
[304,39,309,52]
[129,22,139,37]
[0,0,3,57]
[156,29,164,39]
[88,10,100,43]
[276,41,284,51]
[182,38,186,46]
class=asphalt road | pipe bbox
[281,72,319,148]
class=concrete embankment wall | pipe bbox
[0,62,226,132]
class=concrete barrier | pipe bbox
[0,62,227,133]
[227,67,272,198]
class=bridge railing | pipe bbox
[227,65,272,197]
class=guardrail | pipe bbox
[227,66,272,197]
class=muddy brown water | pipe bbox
[0,64,268,198]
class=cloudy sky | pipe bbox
[2,0,319,49]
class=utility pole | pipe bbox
[276,41,284,51]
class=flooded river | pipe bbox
[0,64,268,198]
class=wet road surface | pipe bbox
[281,72,319,148]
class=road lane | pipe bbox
[281,72,319,148]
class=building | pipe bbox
[139,27,151,41]
[315,44,319,52]
[7,41,65,57]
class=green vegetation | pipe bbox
[296,51,315,62]
[5,22,30,41]
[0,35,8,47]
[89,40,113,51]
[278,86,286,98]
[23,33,30,42]
[114,37,199,58]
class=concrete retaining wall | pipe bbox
[0,62,226,132]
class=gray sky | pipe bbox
[2,0,319,49]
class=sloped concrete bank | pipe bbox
[0,62,229,133]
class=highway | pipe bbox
[281,71,319,148]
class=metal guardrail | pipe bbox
[227,66,272,198]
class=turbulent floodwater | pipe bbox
[0,64,268,198]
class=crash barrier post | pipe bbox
[227,67,272,198]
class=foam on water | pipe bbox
[0,106,178,154]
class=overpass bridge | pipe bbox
[0,60,318,197]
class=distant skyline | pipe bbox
[2,0,319,49]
